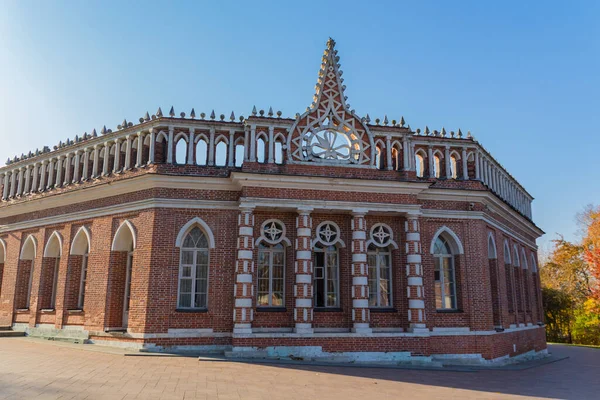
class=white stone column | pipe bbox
[427,147,434,178]
[31,164,39,193]
[406,214,427,332]
[136,132,143,168]
[249,124,256,162]
[64,153,72,185]
[350,209,371,333]
[55,156,65,188]
[228,129,235,167]
[9,169,17,197]
[148,129,155,165]
[244,125,250,162]
[233,206,255,334]
[91,146,100,178]
[208,128,215,166]
[39,160,47,191]
[124,135,132,170]
[1,172,7,200]
[187,128,195,165]
[82,149,90,180]
[294,207,314,333]
[402,137,410,171]
[386,136,393,170]
[24,165,31,194]
[47,159,55,189]
[73,152,80,183]
[267,126,274,164]
[16,168,24,196]
[113,140,121,173]
[445,146,452,179]
[475,151,480,180]
[461,148,468,180]
[167,126,174,164]
[103,142,110,176]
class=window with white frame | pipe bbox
[257,243,285,307]
[433,237,457,309]
[367,223,394,308]
[313,222,341,308]
[178,227,209,309]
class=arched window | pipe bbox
[256,137,266,163]
[274,134,285,165]
[375,145,384,170]
[433,155,442,178]
[450,155,458,179]
[18,235,37,309]
[196,139,208,166]
[175,138,187,164]
[235,140,245,167]
[433,236,457,310]
[415,153,425,178]
[215,141,227,167]
[70,226,91,310]
[43,232,62,309]
[178,227,209,309]
[257,243,284,307]
[367,244,392,307]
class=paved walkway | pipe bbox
[0,338,596,399]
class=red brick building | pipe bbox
[0,39,545,364]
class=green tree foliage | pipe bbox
[542,287,573,343]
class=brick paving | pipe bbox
[0,339,596,399]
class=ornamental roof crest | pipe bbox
[287,38,376,167]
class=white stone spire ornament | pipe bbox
[383,115,389,125]
[287,38,375,166]
[91,129,97,138]
[210,110,215,120]
[169,106,175,117]
[268,107,273,117]
[458,128,463,138]
[190,108,196,119]
[144,112,150,122]
[400,116,405,127]
[425,126,430,136]
[156,107,163,118]
[252,106,257,116]
[230,111,235,121]
[441,127,447,137]
[365,114,371,123]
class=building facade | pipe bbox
[0,39,545,363]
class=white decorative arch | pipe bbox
[391,140,403,150]
[466,151,475,162]
[273,132,286,143]
[70,226,91,255]
[512,245,520,267]
[415,148,427,158]
[234,136,245,145]
[503,240,511,264]
[255,219,291,246]
[175,217,216,249]
[43,231,63,258]
[20,234,37,260]
[194,133,209,144]
[449,150,461,160]
[374,139,385,149]
[111,220,137,252]
[487,232,497,259]
[312,221,346,248]
[429,226,464,255]
[0,238,6,263]
[214,134,229,145]
[156,130,168,143]
[432,149,444,159]
[530,253,538,272]
[256,131,268,142]
[174,132,189,143]
[366,223,399,249]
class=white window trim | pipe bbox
[50,257,60,309]
[77,253,88,309]
[434,241,457,311]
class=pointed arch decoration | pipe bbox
[287,39,375,166]
[487,232,497,259]
[175,217,216,249]
[20,234,37,260]
[521,248,529,270]
[503,239,511,264]
[70,226,92,255]
[111,220,137,252]
[429,226,464,255]
[0,238,6,263]
[43,231,63,258]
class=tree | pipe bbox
[581,207,600,302]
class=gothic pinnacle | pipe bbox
[268,107,273,117]
[210,110,215,120]
[383,115,389,125]
[400,116,405,127]
[91,129,97,137]
[169,106,175,117]
[190,108,196,119]
[252,106,257,116]
[144,112,150,122]
[230,111,235,121]
[425,126,430,135]
[101,125,107,135]
[156,107,163,118]
[458,129,463,138]
[441,127,446,137]
[365,114,371,123]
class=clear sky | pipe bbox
[1,1,598,250]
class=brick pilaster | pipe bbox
[233,206,255,334]
[405,214,427,332]
[351,210,371,333]
[294,207,313,333]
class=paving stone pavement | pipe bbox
[0,338,597,399]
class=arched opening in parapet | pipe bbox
[196,137,208,166]
[175,137,188,165]
[256,135,267,163]
[415,150,426,178]
[215,138,228,167]
[234,138,245,167]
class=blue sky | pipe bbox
[1,1,598,250]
